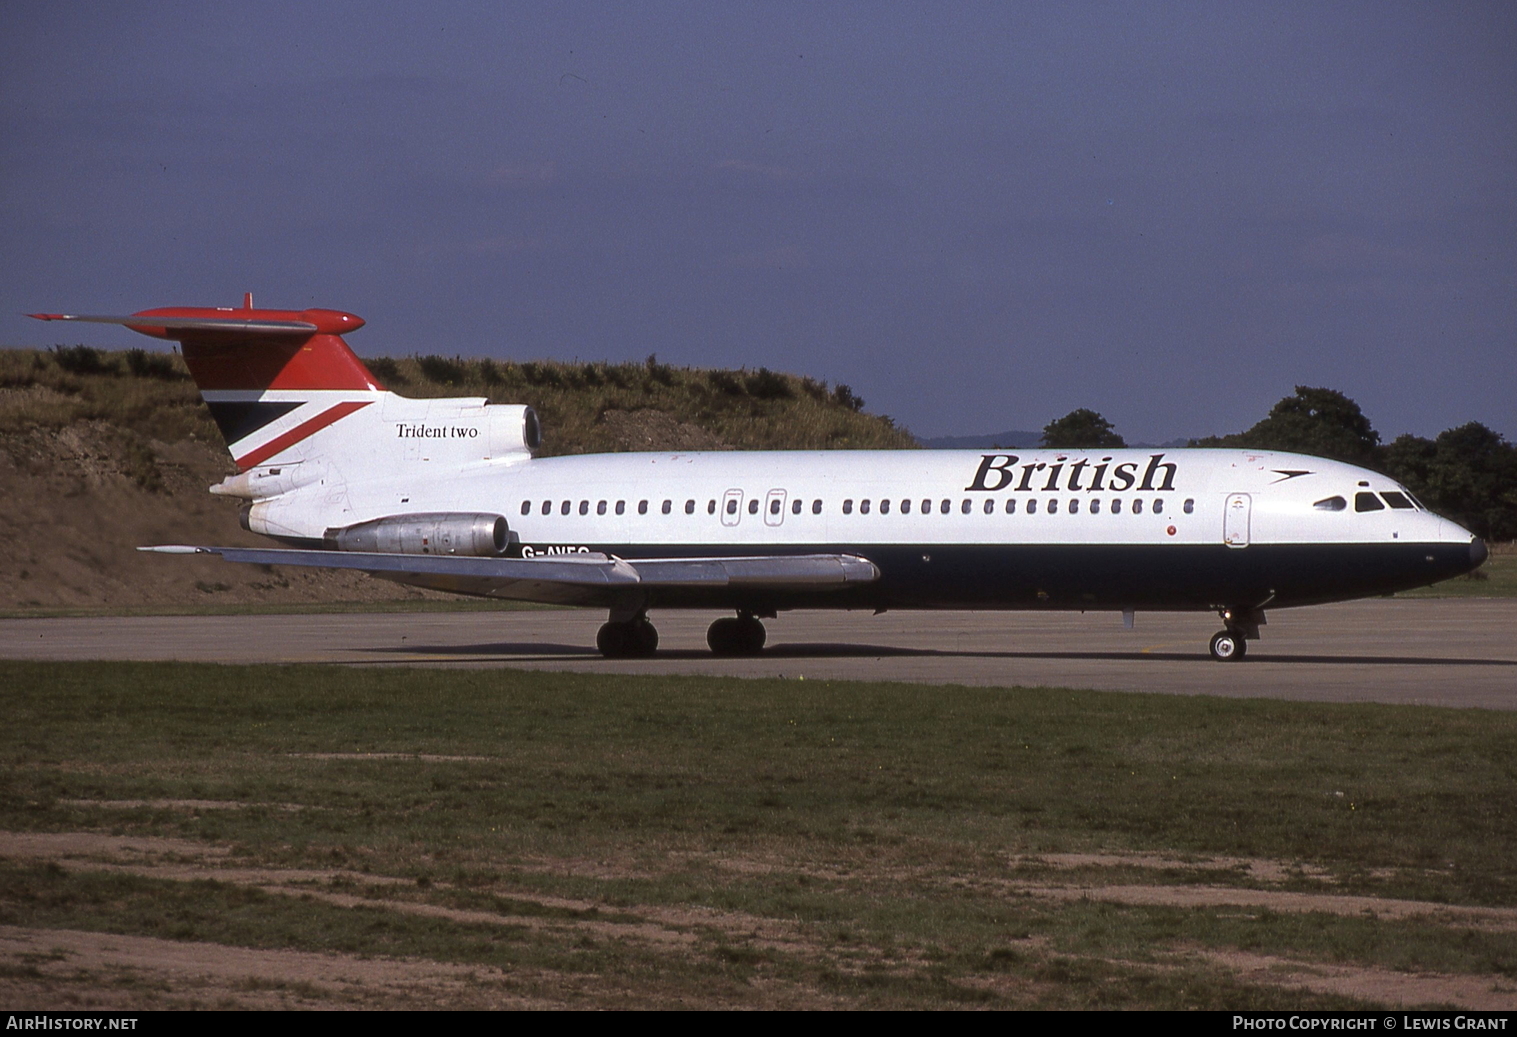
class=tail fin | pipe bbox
[31,300,383,471]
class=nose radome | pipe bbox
[1470,538,1488,569]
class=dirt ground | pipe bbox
[0,408,735,613]
[2,828,1513,1010]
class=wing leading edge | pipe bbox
[141,546,880,607]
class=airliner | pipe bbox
[31,301,1488,661]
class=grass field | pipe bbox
[1400,543,1517,598]
[3,661,1515,1009]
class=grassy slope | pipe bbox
[0,346,917,453]
[0,347,914,613]
[3,661,1515,1008]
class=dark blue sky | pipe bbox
[4,1,1513,442]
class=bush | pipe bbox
[416,354,466,384]
[124,348,185,381]
[745,367,793,400]
[50,345,112,375]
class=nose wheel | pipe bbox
[1209,630,1246,661]
[597,617,659,658]
[707,614,767,656]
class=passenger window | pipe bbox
[792,499,802,515]
[1090,499,1101,514]
[542,500,551,516]
[1027,499,1038,514]
[861,499,871,515]
[638,500,648,515]
[1111,499,1122,514]
[616,501,625,515]
[1314,496,1347,512]
[661,500,672,515]
[747,499,758,515]
[597,500,607,516]
[1355,492,1385,512]
[770,499,782,515]
[1068,498,1080,514]
[520,501,530,516]
[686,500,696,514]
[880,499,891,514]
[726,499,738,515]
[983,499,994,515]
[812,499,823,515]
[960,499,971,514]
[843,499,854,515]
[580,501,589,516]
[901,499,912,514]
[1183,499,1194,514]
[1048,499,1059,514]
[1153,499,1164,515]
[708,500,716,515]
[1005,499,1016,514]
[940,499,951,515]
[561,501,571,516]
[922,499,932,514]
[1381,491,1414,510]
[1132,500,1143,515]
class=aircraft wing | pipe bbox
[142,546,880,607]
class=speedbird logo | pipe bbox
[966,453,1178,493]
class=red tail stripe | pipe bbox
[183,334,382,392]
[235,401,372,471]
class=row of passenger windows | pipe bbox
[520,497,1195,517]
[843,497,1191,516]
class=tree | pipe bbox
[1192,386,1380,464]
[1383,423,1517,541]
[1041,409,1126,449]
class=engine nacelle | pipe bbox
[325,513,510,556]
[485,404,542,457]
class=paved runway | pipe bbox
[3,599,1514,709]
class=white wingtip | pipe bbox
[138,545,209,554]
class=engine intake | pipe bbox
[325,513,510,556]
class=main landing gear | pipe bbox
[1209,607,1265,662]
[707,612,767,656]
[596,615,659,658]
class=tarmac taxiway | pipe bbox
[2,598,1514,709]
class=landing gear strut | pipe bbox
[707,612,766,656]
[1209,606,1265,662]
[597,616,659,658]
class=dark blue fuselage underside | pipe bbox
[526,540,1481,613]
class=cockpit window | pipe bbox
[1381,491,1414,510]
[1314,496,1347,511]
[1354,492,1385,513]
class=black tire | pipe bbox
[707,617,741,655]
[629,618,659,657]
[600,619,658,658]
[735,616,766,654]
[1209,630,1246,662]
[597,621,630,658]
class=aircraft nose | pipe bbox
[1470,537,1488,569]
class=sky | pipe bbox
[3,1,1513,443]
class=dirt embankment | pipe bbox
[0,409,733,612]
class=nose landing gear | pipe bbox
[1209,606,1265,662]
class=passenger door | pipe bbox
[1224,493,1251,548]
